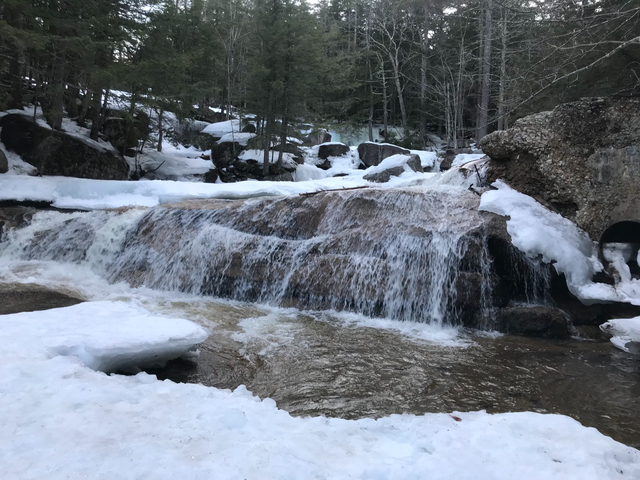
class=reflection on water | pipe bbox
[146,302,640,449]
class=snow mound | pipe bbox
[366,153,414,175]
[600,317,640,353]
[218,132,256,146]
[202,119,241,137]
[0,301,209,372]
[479,180,640,305]
[411,149,437,169]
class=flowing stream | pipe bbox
[0,184,638,449]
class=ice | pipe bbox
[0,301,208,371]
[479,180,640,305]
[600,316,640,353]
[451,153,486,167]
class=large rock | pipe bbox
[495,306,570,339]
[481,97,640,239]
[0,114,129,180]
[358,142,409,167]
[0,148,7,173]
[318,142,350,159]
[304,129,331,146]
[211,141,243,169]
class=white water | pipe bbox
[0,184,497,326]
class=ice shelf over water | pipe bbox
[0,301,638,479]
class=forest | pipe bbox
[1,0,639,149]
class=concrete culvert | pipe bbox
[598,221,640,279]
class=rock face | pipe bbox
[0,114,129,180]
[495,306,570,339]
[358,142,409,167]
[318,142,350,159]
[481,97,640,239]
[363,154,423,183]
[0,149,7,174]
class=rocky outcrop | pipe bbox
[0,114,129,180]
[481,97,640,239]
[0,283,84,315]
[358,142,409,167]
[495,306,570,339]
[304,129,331,146]
[363,154,423,183]
[318,142,350,159]
[0,148,7,173]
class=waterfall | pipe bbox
[1,186,502,326]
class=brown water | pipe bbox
[146,302,640,449]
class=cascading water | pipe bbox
[0,185,502,326]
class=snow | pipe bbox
[0,301,208,372]
[366,153,414,175]
[0,173,371,210]
[136,144,213,181]
[411,149,438,169]
[600,317,640,353]
[202,119,241,137]
[1,299,638,478]
[480,181,640,305]
[218,132,256,146]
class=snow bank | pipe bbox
[136,145,213,181]
[480,181,640,305]
[218,132,256,146]
[411,149,437,169]
[0,173,369,210]
[367,153,414,175]
[238,149,297,166]
[0,301,208,371]
[202,119,241,137]
[600,316,640,353]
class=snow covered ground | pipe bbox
[0,298,638,479]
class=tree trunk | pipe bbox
[419,5,429,148]
[477,0,493,141]
[157,108,164,152]
[497,7,508,131]
[380,58,389,141]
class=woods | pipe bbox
[1,0,638,148]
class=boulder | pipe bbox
[103,111,150,155]
[481,97,640,239]
[0,114,129,180]
[304,129,331,146]
[363,154,423,183]
[318,142,350,160]
[204,169,219,183]
[357,142,409,168]
[495,306,571,339]
[0,283,84,315]
[241,123,257,133]
[0,148,7,173]
[211,141,243,169]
